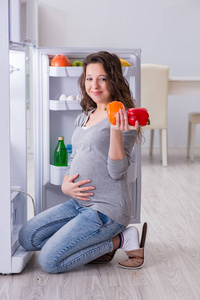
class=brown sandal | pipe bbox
[118,222,147,270]
[89,249,117,264]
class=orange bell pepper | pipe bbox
[106,101,125,125]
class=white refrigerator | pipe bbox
[0,1,141,274]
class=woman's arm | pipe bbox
[108,110,139,161]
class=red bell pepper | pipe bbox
[127,108,150,127]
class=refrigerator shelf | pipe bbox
[122,66,135,77]
[50,164,68,185]
[50,100,81,111]
[49,66,135,77]
[49,66,83,77]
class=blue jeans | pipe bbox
[19,199,126,273]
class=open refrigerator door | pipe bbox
[0,0,38,274]
[0,3,34,274]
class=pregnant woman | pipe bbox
[19,51,147,273]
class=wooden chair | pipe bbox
[187,112,200,162]
[141,64,169,167]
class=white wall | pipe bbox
[37,0,200,147]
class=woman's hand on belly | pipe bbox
[61,174,95,201]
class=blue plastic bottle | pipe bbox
[66,144,72,165]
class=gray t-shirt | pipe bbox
[64,111,137,226]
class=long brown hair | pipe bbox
[78,51,136,113]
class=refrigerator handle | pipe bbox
[10,65,20,73]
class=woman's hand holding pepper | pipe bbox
[61,174,95,201]
[111,109,139,131]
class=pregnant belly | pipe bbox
[69,152,108,190]
[69,152,123,206]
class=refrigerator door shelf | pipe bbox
[50,100,81,111]
[49,66,135,77]
[12,246,33,274]
[11,224,22,255]
[11,188,27,255]
[50,164,68,185]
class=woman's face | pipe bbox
[85,63,112,106]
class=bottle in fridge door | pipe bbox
[66,144,72,165]
[54,136,68,167]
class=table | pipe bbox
[168,77,200,95]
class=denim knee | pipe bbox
[38,248,59,274]
[18,222,38,251]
